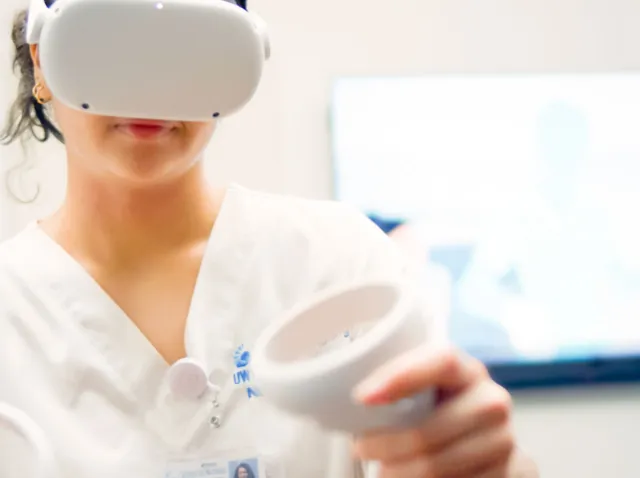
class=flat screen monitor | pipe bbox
[330,74,640,389]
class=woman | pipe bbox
[233,463,256,478]
[0,6,538,478]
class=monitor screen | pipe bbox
[330,74,640,388]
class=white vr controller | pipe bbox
[26,0,270,121]
[252,280,436,434]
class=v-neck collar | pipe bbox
[9,184,259,400]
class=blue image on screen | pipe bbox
[229,458,259,478]
[331,74,640,388]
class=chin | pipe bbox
[109,154,201,187]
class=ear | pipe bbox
[30,44,41,71]
[29,44,52,101]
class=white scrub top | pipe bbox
[0,185,408,478]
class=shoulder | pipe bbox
[0,227,43,369]
[233,185,410,283]
[0,224,42,273]
[0,225,53,313]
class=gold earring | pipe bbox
[32,82,49,105]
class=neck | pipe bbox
[44,162,223,266]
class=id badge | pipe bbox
[165,450,283,478]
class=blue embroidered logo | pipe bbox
[233,345,251,368]
[232,344,261,399]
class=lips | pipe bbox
[122,119,172,127]
[116,119,175,139]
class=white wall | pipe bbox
[1,0,639,476]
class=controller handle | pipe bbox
[252,280,436,435]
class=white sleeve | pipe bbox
[333,206,412,283]
[337,208,450,345]
[0,337,49,478]
[0,405,52,478]
[0,280,55,478]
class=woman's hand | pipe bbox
[352,347,536,478]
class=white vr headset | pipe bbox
[26,0,271,121]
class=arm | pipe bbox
[340,210,539,478]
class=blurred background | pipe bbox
[1,0,640,476]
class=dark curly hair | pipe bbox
[0,0,248,146]
[233,463,256,478]
[0,5,63,145]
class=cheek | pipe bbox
[52,101,110,149]
[184,121,217,155]
[52,101,217,168]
